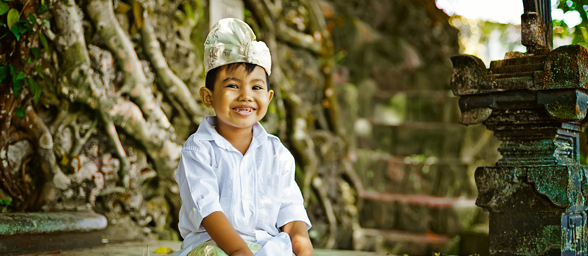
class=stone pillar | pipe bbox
[209,0,244,28]
[451,1,588,255]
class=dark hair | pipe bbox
[205,62,270,91]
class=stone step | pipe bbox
[0,212,108,255]
[14,240,392,256]
[352,149,477,197]
[372,91,460,123]
[367,123,467,158]
[353,227,455,255]
[359,191,480,235]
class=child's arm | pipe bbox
[202,212,254,256]
[281,221,313,256]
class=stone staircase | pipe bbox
[350,89,496,255]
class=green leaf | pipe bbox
[38,4,48,15]
[10,64,25,98]
[7,8,19,29]
[0,66,6,84]
[12,72,24,97]
[0,2,8,15]
[9,63,15,76]
[10,25,19,40]
[28,77,42,104]
[31,47,40,59]
[38,31,50,54]
[28,13,36,24]
[18,20,32,32]
[35,64,44,79]
[15,71,24,80]
[15,107,24,117]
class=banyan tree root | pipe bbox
[52,0,181,192]
[12,105,71,210]
[86,0,172,130]
[136,0,203,125]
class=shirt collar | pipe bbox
[193,116,269,151]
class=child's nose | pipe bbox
[237,90,253,101]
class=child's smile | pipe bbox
[201,64,274,135]
[233,105,256,115]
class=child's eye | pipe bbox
[252,85,263,90]
[226,84,238,89]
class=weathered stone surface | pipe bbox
[451,4,588,253]
[0,212,107,236]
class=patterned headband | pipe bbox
[204,18,272,76]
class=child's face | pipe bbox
[201,65,274,132]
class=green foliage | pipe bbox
[10,63,25,98]
[0,65,6,84]
[556,0,588,46]
[0,0,47,117]
[0,199,11,206]
[6,8,18,28]
[0,2,8,15]
[37,3,48,14]
[14,107,24,117]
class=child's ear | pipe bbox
[268,89,274,102]
[200,87,214,108]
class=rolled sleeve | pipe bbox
[176,144,224,230]
[276,154,312,230]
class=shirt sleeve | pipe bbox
[176,142,224,230]
[276,152,312,230]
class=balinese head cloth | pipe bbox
[204,18,271,76]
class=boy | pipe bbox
[174,18,314,256]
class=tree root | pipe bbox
[86,0,171,130]
[313,176,337,248]
[69,116,98,157]
[276,22,321,54]
[15,105,70,210]
[102,117,130,188]
[285,94,318,204]
[137,2,203,125]
[53,0,181,204]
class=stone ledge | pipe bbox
[13,240,393,256]
[0,212,107,236]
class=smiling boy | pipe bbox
[174,18,313,256]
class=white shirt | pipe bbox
[175,117,311,256]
